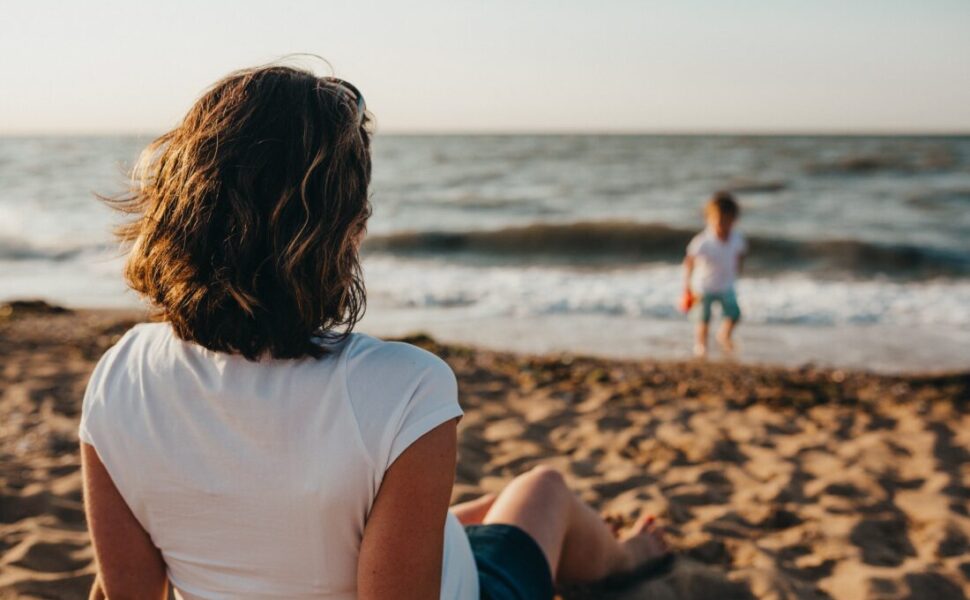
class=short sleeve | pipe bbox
[344,337,463,482]
[734,230,748,254]
[78,334,128,447]
[385,358,461,469]
[686,234,705,257]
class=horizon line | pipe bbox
[2,128,969,138]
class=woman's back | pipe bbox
[80,322,476,599]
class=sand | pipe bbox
[0,302,968,599]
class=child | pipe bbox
[683,191,747,357]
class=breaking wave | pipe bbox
[364,221,970,279]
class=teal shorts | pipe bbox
[691,290,741,323]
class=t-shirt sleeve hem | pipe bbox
[386,403,463,471]
[686,235,703,257]
[78,423,95,447]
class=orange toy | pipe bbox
[678,289,695,314]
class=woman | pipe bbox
[81,63,668,599]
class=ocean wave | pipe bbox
[722,178,787,194]
[805,146,959,175]
[907,189,970,211]
[363,221,970,279]
[0,238,87,262]
[362,258,970,328]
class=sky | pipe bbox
[1,0,969,135]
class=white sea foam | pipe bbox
[363,257,970,328]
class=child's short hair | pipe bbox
[705,191,740,220]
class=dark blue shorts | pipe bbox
[465,524,555,600]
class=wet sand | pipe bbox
[1,303,968,599]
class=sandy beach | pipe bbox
[1,302,968,599]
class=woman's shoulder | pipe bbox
[345,333,450,370]
[79,322,176,445]
[341,334,461,473]
[88,322,169,377]
[344,334,455,382]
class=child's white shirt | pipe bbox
[686,227,747,294]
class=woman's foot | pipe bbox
[618,514,670,573]
[602,512,624,536]
[693,342,708,358]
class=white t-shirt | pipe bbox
[79,323,478,600]
[686,227,747,294]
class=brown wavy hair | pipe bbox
[109,63,373,359]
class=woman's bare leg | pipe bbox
[450,493,497,525]
[482,466,667,584]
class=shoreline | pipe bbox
[4,298,968,377]
[1,303,969,598]
[361,308,970,378]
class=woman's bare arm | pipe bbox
[81,443,168,600]
[358,419,458,600]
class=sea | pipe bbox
[2,134,969,373]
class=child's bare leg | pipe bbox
[717,319,736,352]
[482,466,667,584]
[450,493,497,525]
[694,322,709,357]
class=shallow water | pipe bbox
[2,134,969,371]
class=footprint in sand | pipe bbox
[8,539,91,573]
[850,516,916,567]
[904,571,967,600]
[561,558,756,600]
[9,574,96,600]
[0,492,48,524]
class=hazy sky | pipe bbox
[2,0,968,134]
